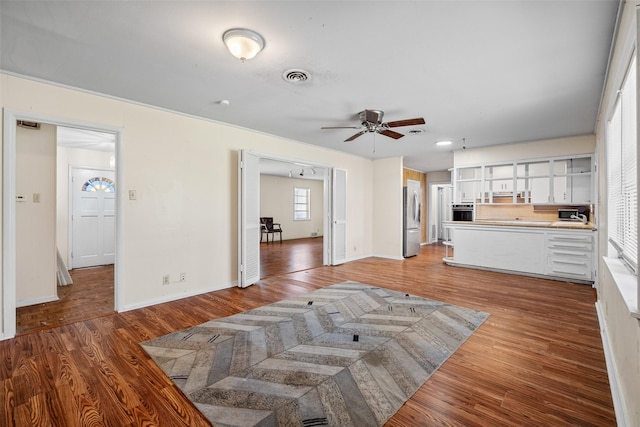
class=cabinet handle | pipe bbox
[548,235,591,241]
[550,251,588,257]
[552,269,588,277]
[549,244,590,250]
[552,260,588,266]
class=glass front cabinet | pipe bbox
[453,154,593,205]
[455,166,483,203]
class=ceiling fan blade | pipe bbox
[321,126,361,129]
[378,129,404,140]
[385,117,426,128]
[345,130,368,142]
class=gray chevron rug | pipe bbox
[141,282,489,426]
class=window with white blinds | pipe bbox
[607,55,637,273]
[293,187,310,220]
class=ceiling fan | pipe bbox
[321,109,425,142]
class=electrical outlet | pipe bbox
[179,272,186,282]
[163,274,170,285]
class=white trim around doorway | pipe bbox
[1,109,124,340]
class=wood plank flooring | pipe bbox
[2,243,615,426]
[16,238,323,335]
[260,237,323,278]
[16,265,115,335]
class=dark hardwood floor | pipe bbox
[16,265,115,335]
[260,237,323,278]
[2,243,615,426]
[16,238,323,335]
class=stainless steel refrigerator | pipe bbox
[403,180,422,257]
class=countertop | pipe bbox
[444,220,595,230]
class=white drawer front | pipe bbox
[545,232,594,281]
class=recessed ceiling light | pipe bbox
[436,140,453,146]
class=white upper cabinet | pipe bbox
[454,154,593,205]
[550,157,593,204]
[455,166,483,203]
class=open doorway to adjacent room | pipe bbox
[258,158,326,278]
[5,114,120,336]
[429,182,453,243]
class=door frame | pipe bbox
[237,150,335,287]
[428,181,452,243]
[2,109,124,340]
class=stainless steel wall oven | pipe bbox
[452,204,474,221]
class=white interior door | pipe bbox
[332,168,347,265]
[238,150,261,287]
[71,168,115,268]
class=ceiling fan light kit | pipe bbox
[321,109,426,142]
[222,28,265,61]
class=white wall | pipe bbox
[0,73,375,330]
[372,157,403,259]
[593,2,640,426]
[16,123,57,306]
[56,146,113,267]
[260,175,323,240]
[454,134,596,167]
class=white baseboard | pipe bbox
[16,295,59,308]
[367,253,405,261]
[595,301,629,427]
[344,254,372,263]
[120,283,233,312]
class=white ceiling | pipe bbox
[0,1,619,172]
[57,126,116,152]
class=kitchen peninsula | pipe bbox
[444,219,595,284]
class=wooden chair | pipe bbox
[260,217,283,243]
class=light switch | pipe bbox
[33,193,41,203]
[129,190,137,200]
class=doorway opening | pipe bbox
[3,109,123,340]
[258,158,326,278]
[238,150,347,287]
[428,183,452,243]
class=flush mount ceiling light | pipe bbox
[222,28,265,61]
[436,140,453,146]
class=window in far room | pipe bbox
[294,187,310,220]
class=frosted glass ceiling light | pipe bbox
[223,28,265,61]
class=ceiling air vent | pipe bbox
[408,129,424,135]
[17,120,41,130]
[283,69,310,83]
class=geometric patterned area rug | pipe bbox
[141,282,489,426]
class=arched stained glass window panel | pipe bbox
[82,177,115,192]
